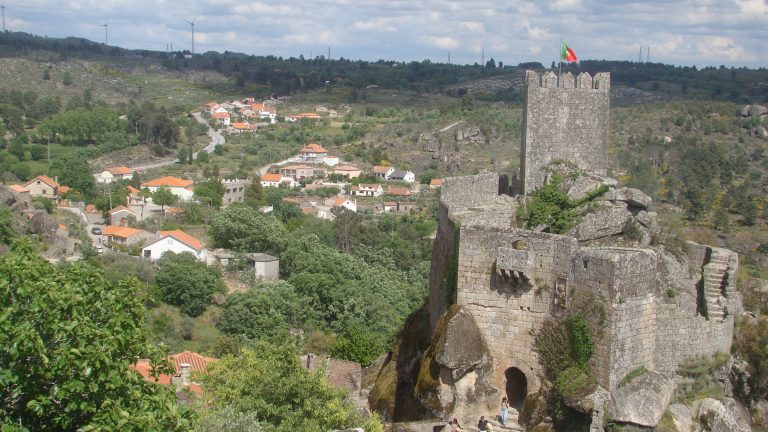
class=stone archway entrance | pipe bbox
[504,367,528,408]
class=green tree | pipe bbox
[50,157,96,198]
[196,150,210,163]
[62,71,72,86]
[152,186,179,211]
[0,104,23,133]
[178,145,190,165]
[155,252,222,317]
[209,204,288,253]
[197,341,380,432]
[0,241,195,430]
[0,206,18,245]
[29,144,47,161]
[330,327,384,366]
[194,178,225,208]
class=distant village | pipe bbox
[3,96,442,277]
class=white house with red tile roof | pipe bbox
[141,176,194,201]
[259,106,277,122]
[299,143,328,162]
[142,229,206,261]
[430,178,443,189]
[205,102,220,114]
[228,122,257,133]
[371,165,395,179]
[103,225,154,246]
[211,111,230,126]
[260,173,296,188]
[24,175,60,198]
[327,196,357,212]
[350,184,383,197]
[94,166,134,184]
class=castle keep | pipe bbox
[415,71,741,428]
[521,71,610,194]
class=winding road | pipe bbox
[128,112,225,172]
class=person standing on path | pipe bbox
[500,397,510,426]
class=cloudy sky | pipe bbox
[3,0,767,67]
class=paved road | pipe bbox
[128,112,225,172]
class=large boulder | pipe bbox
[568,204,632,241]
[567,173,617,201]
[691,398,750,432]
[605,187,652,210]
[414,305,499,421]
[749,105,767,117]
[609,370,675,427]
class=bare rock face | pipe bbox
[749,105,768,117]
[414,305,499,421]
[691,398,750,432]
[518,392,553,432]
[420,132,441,153]
[756,125,768,138]
[606,187,653,210]
[567,172,617,201]
[609,371,675,427]
[456,126,485,145]
[568,203,632,241]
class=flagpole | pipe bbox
[558,38,562,86]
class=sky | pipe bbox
[2,0,767,67]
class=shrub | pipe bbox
[567,315,595,365]
[555,365,595,402]
[618,366,648,388]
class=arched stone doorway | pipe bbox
[504,367,528,409]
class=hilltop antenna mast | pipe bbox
[639,46,642,62]
[482,48,484,66]
[646,46,650,63]
[184,17,196,56]
[328,45,330,60]
[448,50,450,65]
[1,5,5,33]
[101,20,108,45]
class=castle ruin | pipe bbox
[376,71,742,429]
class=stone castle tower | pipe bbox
[521,70,610,194]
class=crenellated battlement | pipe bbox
[524,70,610,92]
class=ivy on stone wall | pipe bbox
[523,173,609,234]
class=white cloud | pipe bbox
[422,36,459,49]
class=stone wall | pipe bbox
[455,226,578,394]
[520,70,610,194]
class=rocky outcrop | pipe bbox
[740,104,768,117]
[610,371,675,427]
[455,127,485,145]
[414,305,499,421]
[568,203,632,241]
[518,392,553,432]
[567,172,617,201]
[691,398,751,432]
[606,187,653,210]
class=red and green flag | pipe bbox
[561,42,578,62]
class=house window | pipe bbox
[42,190,47,195]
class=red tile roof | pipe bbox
[294,112,321,119]
[212,112,230,119]
[126,185,140,194]
[58,185,71,194]
[430,178,443,186]
[141,176,193,188]
[108,166,133,175]
[8,184,28,193]
[386,186,411,196]
[108,205,135,214]
[261,173,283,182]
[231,122,256,130]
[159,230,203,251]
[171,351,217,372]
[372,165,392,174]
[299,143,328,154]
[25,175,59,189]
[103,225,143,238]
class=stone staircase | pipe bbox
[703,249,732,322]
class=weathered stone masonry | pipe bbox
[521,71,610,194]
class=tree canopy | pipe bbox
[209,204,288,253]
[0,241,194,430]
[155,251,223,317]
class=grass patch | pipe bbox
[618,366,648,388]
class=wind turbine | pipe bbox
[101,20,108,45]
[184,17,196,56]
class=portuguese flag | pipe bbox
[561,42,578,62]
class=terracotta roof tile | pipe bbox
[8,184,28,193]
[171,351,217,372]
[108,205,135,214]
[25,175,59,189]
[141,176,193,188]
[299,143,328,153]
[159,230,203,251]
[108,166,133,175]
[103,225,143,238]
[261,173,283,182]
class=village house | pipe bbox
[331,164,361,178]
[260,173,296,188]
[383,201,398,212]
[142,229,206,261]
[260,106,277,123]
[277,164,325,181]
[371,165,395,179]
[141,176,194,201]
[211,111,231,126]
[298,143,329,162]
[228,122,257,134]
[108,205,138,226]
[94,166,134,184]
[205,102,220,114]
[293,112,322,120]
[430,178,443,189]
[133,351,216,397]
[351,183,384,197]
[328,196,357,212]
[316,205,335,221]
[386,186,412,197]
[103,226,154,247]
[388,169,416,183]
[247,253,280,281]
[24,175,59,198]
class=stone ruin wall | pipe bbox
[521,70,610,194]
[455,225,578,394]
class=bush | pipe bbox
[555,365,595,402]
[155,252,223,317]
[567,315,594,365]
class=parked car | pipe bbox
[91,227,102,235]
